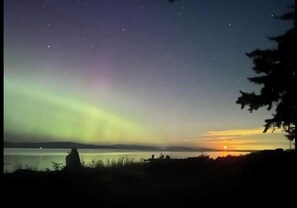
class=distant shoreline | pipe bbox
[4,141,257,152]
[4,141,213,151]
[3,147,254,152]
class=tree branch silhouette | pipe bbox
[236,6,296,150]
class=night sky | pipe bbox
[4,0,294,150]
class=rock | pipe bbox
[65,148,81,170]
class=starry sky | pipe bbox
[4,0,294,150]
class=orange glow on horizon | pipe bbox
[201,127,287,150]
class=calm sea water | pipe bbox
[3,148,250,173]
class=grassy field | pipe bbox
[3,150,296,207]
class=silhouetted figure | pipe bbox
[65,148,81,170]
[151,154,155,159]
[159,153,164,159]
[165,155,171,159]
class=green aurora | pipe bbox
[4,78,150,144]
[4,0,291,150]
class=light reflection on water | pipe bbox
[3,148,250,173]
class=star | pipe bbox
[47,45,51,48]
[122,28,125,32]
[90,45,94,48]
[228,23,232,26]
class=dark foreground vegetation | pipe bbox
[3,150,296,207]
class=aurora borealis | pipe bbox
[4,0,294,150]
